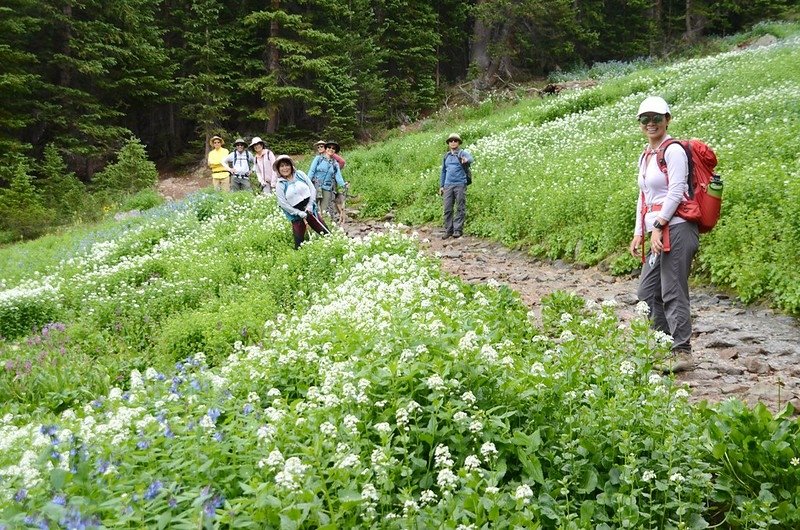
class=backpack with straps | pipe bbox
[648,138,723,233]
[443,150,473,185]
[232,150,254,173]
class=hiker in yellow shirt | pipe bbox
[207,135,231,191]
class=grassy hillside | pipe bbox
[345,25,800,313]
[1,191,799,528]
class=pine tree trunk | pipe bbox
[59,4,72,87]
[266,0,281,134]
[470,0,512,92]
[684,0,705,42]
[649,0,664,55]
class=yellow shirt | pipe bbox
[207,147,230,177]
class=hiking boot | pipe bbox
[453,231,462,238]
[442,232,453,240]
[654,351,694,374]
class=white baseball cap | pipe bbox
[637,96,670,117]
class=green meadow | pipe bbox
[1,25,800,530]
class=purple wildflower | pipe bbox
[144,480,163,501]
[207,408,221,422]
[243,403,254,415]
[136,439,150,450]
[52,493,67,506]
[14,488,27,502]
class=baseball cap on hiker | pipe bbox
[324,140,340,152]
[249,136,266,149]
[272,154,295,173]
[233,138,246,147]
[446,133,462,144]
[637,96,670,117]
[209,135,224,147]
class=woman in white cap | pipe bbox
[629,96,699,372]
[249,137,276,194]
[207,135,230,192]
[274,155,330,249]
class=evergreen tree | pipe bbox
[37,144,86,221]
[375,0,440,122]
[177,0,237,154]
[0,0,41,154]
[0,155,54,240]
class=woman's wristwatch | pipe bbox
[653,219,664,230]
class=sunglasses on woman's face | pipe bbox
[638,114,665,125]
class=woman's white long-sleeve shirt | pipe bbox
[634,137,689,236]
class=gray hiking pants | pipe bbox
[443,184,466,235]
[637,222,699,352]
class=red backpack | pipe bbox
[653,138,723,233]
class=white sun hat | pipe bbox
[637,96,670,117]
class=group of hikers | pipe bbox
[205,94,703,374]
[207,137,349,248]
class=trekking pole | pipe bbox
[306,212,332,235]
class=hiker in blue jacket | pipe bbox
[308,143,345,218]
[439,133,473,239]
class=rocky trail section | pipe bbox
[156,176,800,413]
[343,221,800,413]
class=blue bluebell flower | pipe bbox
[213,432,223,442]
[190,379,201,391]
[163,425,174,439]
[203,494,224,518]
[207,408,221,422]
[52,493,67,506]
[96,459,110,474]
[14,488,27,502]
[136,439,150,450]
[144,480,163,501]
[242,403,254,415]
[40,425,58,437]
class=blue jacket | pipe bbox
[308,156,345,192]
[440,149,473,187]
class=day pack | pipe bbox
[443,150,473,185]
[654,138,722,233]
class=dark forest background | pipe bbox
[0,0,795,237]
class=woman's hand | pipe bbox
[649,229,663,255]
[629,235,643,257]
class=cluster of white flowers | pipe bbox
[395,400,421,431]
[426,374,447,392]
[480,441,498,459]
[514,484,534,504]
[274,457,309,491]
[620,360,636,376]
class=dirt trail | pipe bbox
[158,176,800,413]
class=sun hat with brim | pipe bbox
[637,96,670,117]
[446,133,462,144]
[272,154,295,174]
[324,141,340,153]
[314,140,326,147]
[249,136,266,149]
[233,138,247,146]
[209,135,224,147]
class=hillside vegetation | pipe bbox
[1,191,799,528]
[345,25,800,313]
